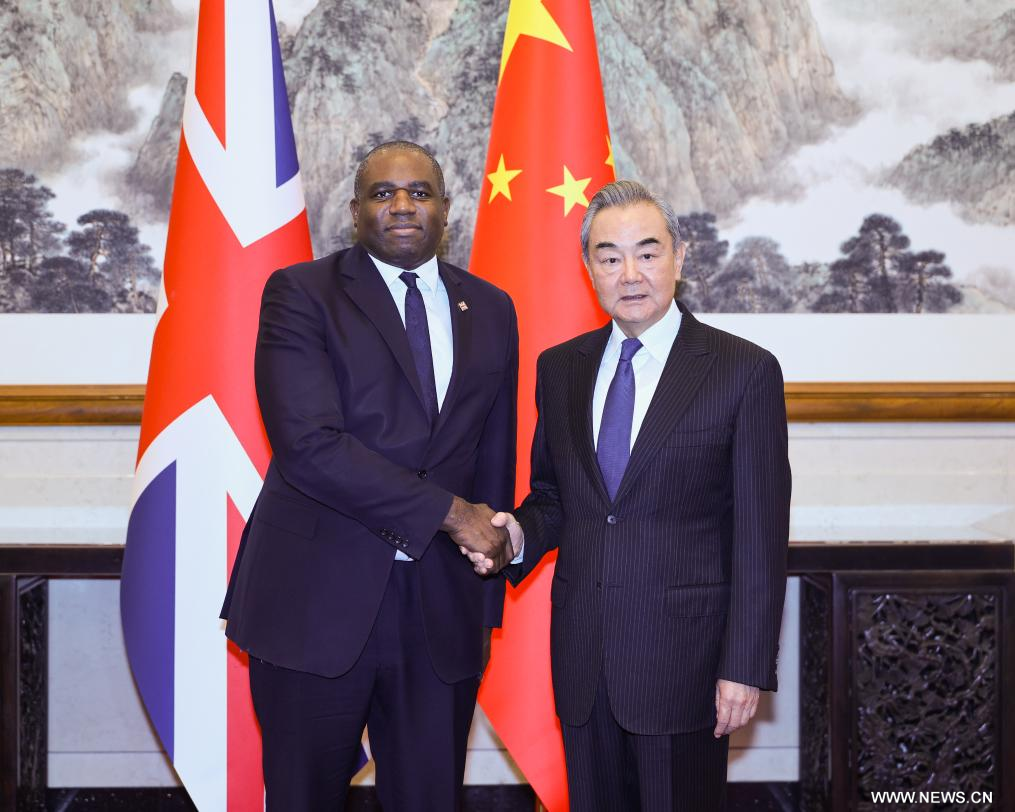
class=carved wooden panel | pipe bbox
[852,589,1000,811]
[18,578,47,812]
[799,577,831,812]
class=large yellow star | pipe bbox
[487,154,523,203]
[546,166,591,216]
[499,0,573,84]
[605,136,615,169]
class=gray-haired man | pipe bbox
[467,180,791,810]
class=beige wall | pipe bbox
[1,421,1013,786]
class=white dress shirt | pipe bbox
[592,300,682,451]
[369,253,453,561]
[369,253,454,407]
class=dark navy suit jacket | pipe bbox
[509,302,790,734]
[222,243,518,682]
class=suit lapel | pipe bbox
[431,261,470,438]
[339,244,428,413]
[571,324,612,504]
[612,304,715,505]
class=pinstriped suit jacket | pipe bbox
[509,301,791,735]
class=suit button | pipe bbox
[417,469,428,479]
[606,515,618,525]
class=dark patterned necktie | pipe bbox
[597,337,642,500]
[399,271,439,424]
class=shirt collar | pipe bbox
[607,300,682,364]
[367,252,441,293]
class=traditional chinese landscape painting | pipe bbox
[1,0,1013,317]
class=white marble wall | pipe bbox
[1,422,1013,788]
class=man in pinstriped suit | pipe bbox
[467,180,791,810]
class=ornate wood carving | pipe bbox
[852,588,1000,810]
[799,577,831,812]
[0,576,16,809]
[799,568,1012,812]
[18,579,47,811]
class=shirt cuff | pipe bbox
[510,543,524,565]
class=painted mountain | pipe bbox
[1,0,1013,313]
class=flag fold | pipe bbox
[121,2,313,809]
[473,2,615,809]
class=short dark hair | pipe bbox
[353,140,446,199]
[580,180,682,264]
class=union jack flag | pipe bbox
[120,2,313,808]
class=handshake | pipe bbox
[441,496,523,576]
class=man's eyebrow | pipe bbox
[367,180,434,191]
[594,237,661,250]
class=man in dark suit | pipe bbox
[469,180,790,811]
[221,141,518,811]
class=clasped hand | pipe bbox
[458,511,522,576]
[441,497,518,575]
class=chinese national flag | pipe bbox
[472,1,615,809]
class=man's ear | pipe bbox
[674,241,688,281]
[349,198,359,230]
[442,195,451,226]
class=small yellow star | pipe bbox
[546,166,591,216]
[487,154,523,203]
[499,0,573,84]
[605,136,615,169]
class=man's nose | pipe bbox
[389,189,416,213]
[620,257,642,283]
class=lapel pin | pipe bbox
[458,301,469,312]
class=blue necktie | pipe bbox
[399,272,439,425]
[597,337,642,501]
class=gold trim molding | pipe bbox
[785,382,1015,421]
[0,385,145,425]
[0,382,1013,425]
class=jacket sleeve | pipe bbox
[507,354,566,586]
[716,351,791,691]
[469,292,518,514]
[254,269,453,560]
[469,293,519,627]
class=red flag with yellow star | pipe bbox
[472,1,614,809]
